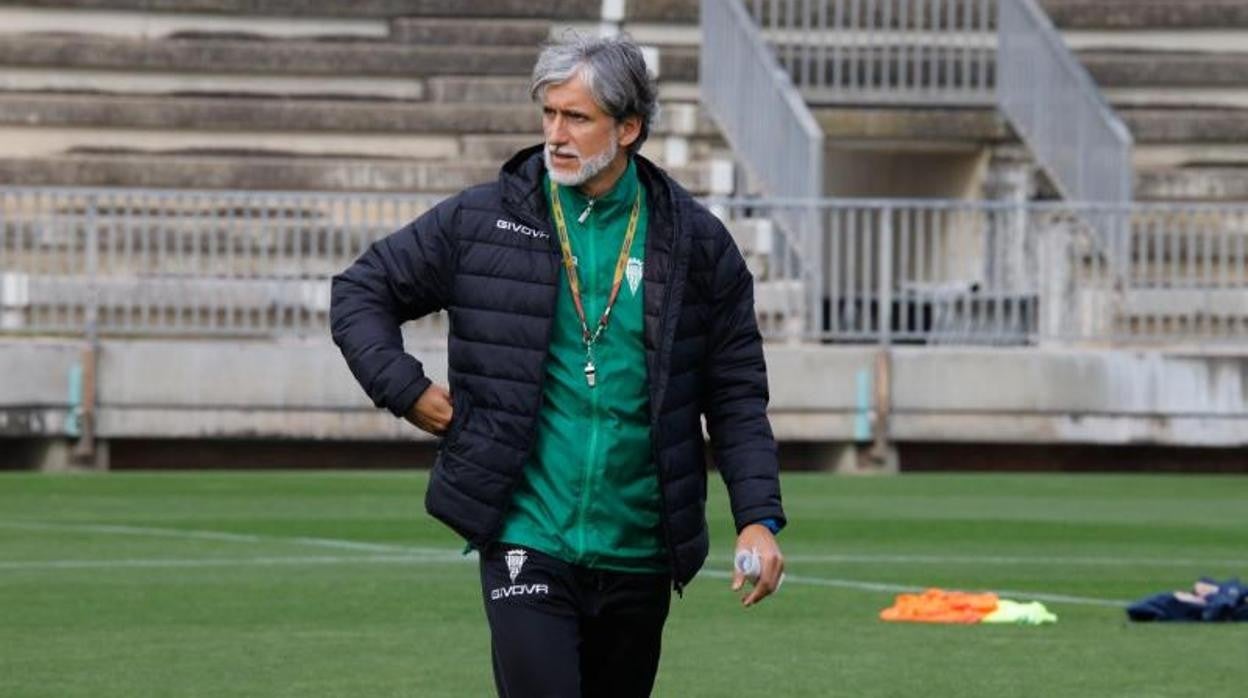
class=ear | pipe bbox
[616,114,643,150]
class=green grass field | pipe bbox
[2,472,1245,697]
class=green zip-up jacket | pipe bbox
[496,159,666,572]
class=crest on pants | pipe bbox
[505,549,527,583]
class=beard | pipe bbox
[544,135,619,188]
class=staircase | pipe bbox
[0,0,723,195]
[0,1,731,340]
[699,0,1248,346]
[711,0,1248,203]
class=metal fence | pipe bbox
[0,187,446,342]
[717,198,1248,346]
[752,0,997,105]
[4,188,1246,348]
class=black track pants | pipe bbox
[478,544,672,698]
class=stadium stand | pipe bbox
[1,0,1245,470]
[1,0,1246,200]
[0,0,721,194]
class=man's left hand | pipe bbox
[731,523,785,607]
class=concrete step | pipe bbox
[425,77,532,104]
[1,4,706,50]
[1084,51,1248,88]
[0,68,698,105]
[0,153,715,194]
[0,33,699,82]
[1063,31,1248,56]
[649,45,698,81]
[390,17,553,46]
[0,93,543,135]
[0,34,539,78]
[5,0,603,20]
[815,106,1007,143]
[1122,108,1248,144]
[0,126,469,161]
[0,5,389,41]
[0,66,430,101]
[753,279,807,338]
[1040,0,1248,30]
[427,77,705,105]
[628,0,699,23]
[0,126,716,171]
[813,105,1248,145]
[3,274,331,315]
[0,93,718,140]
[1103,88,1248,111]
[1136,143,1248,171]
[1136,167,1248,202]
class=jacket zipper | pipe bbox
[501,176,683,595]
[576,369,601,560]
[573,201,599,562]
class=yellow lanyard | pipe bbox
[549,178,642,388]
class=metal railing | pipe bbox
[701,0,825,202]
[719,198,1248,346]
[753,0,997,105]
[700,0,826,334]
[996,0,1133,204]
[4,188,1245,348]
[714,0,1134,205]
[0,187,446,341]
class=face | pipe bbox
[541,74,640,187]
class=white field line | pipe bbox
[0,553,1129,607]
[0,520,1176,607]
[698,570,1129,607]
[0,521,447,555]
[7,521,1240,570]
[781,553,1248,568]
[0,554,468,571]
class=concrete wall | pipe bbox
[823,146,990,200]
[3,338,1245,469]
[767,346,1248,447]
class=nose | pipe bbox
[546,114,569,146]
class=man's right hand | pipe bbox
[404,383,454,436]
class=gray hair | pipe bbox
[530,33,659,155]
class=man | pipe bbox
[330,33,785,697]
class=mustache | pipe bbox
[547,145,580,158]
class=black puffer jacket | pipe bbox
[330,146,784,587]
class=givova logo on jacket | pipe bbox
[495,218,549,239]
[491,549,550,601]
